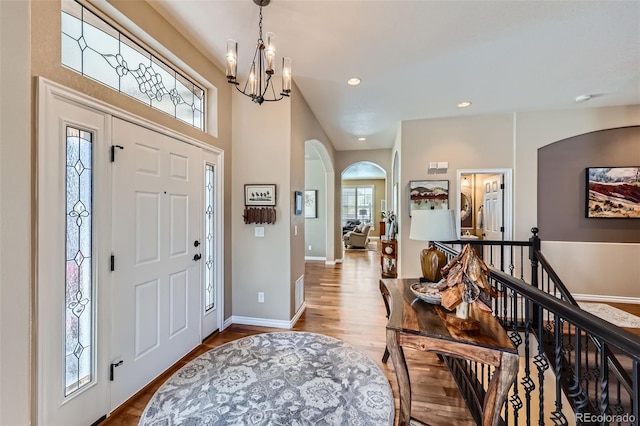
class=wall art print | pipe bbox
[245,184,276,206]
[304,190,318,218]
[409,180,449,216]
[586,167,640,218]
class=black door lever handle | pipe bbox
[193,253,202,261]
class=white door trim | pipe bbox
[38,78,225,336]
[455,168,513,240]
[37,78,226,420]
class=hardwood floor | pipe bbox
[103,246,639,426]
[103,247,474,426]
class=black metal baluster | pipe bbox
[551,315,568,424]
[633,361,639,426]
[522,300,535,424]
[535,305,549,425]
[600,342,610,424]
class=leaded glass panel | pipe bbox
[204,164,215,312]
[65,126,94,397]
[60,0,205,131]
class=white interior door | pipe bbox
[201,151,220,338]
[110,118,202,410]
[37,89,111,425]
[482,174,504,241]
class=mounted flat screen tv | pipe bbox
[586,167,640,218]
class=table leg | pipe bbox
[387,328,411,425]
[482,352,519,425]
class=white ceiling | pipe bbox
[151,0,640,152]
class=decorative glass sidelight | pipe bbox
[60,0,205,131]
[204,164,215,312]
[64,126,94,396]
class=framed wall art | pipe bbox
[409,180,449,216]
[245,184,276,206]
[304,190,318,218]
[586,167,640,218]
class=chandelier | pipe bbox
[226,0,292,105]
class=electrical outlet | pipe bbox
[308,245,312,251]
[258,292,264,303]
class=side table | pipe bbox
[380,278,518,426]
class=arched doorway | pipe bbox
[304,140,335,263]
[341,161,388,243]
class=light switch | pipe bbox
[294,225,298,236]
[255,227,264,237]
[437,161,449,169]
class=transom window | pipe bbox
[61,0,205,131]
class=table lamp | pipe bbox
[409,209,456,282]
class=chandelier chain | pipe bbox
[258,7,263,43]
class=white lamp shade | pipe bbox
[409,209,456,242]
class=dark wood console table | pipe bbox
[380,278,518,426]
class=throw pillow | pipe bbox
[354,224,363,233]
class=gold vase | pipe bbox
[420,245,447,282]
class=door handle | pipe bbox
[193,253,202,261]
[194,240,200,247]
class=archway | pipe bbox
[341,161,388,240]
[305,140,335,263]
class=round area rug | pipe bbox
[139,332,394,426]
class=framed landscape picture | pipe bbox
[409,180,449,216]
[245,184,276,206]
[586,167,640,218]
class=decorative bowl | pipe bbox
[410,282,442,304]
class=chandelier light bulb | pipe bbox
[226,39,238,81]
[265,32,275,74]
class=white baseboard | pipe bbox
[230,302,308,329]
[305,256,326,261]
[573,294,640,305]
[222,317,233,330]
[325,260,337,265]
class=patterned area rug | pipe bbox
[140,332,394,426]
[579,302,640,328]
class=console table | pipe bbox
[379,278,518,426]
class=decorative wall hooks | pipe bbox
[243,206,276,224]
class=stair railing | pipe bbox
[434,230,639,426]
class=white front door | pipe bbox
[110,118,202,410]
[37,90,111,425]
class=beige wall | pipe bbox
[291,86,338,263]
[1,1,31,424]
[231,92,291,321]
[399,114,514,277]
[398,107,640,299]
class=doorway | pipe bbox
[455,169,513,241]
[36,79,224,424]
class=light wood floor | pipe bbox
[103,245,639,426]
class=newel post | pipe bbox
[529,227,540,289]
[529,227,541,327]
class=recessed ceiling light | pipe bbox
[457,101,472,108]
[575,94,592,103]
[347,77,361,86]
[358,137,366,141]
